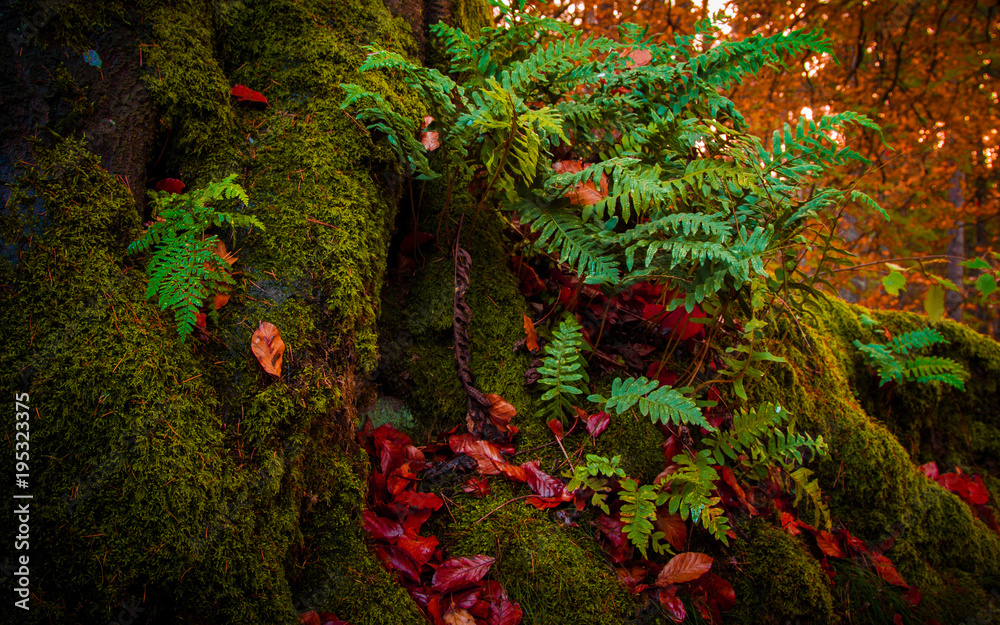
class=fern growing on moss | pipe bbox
[537,315,590,424]
[853,328,968,390]
[128,174,262,341]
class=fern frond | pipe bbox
[518,202,620,285]
[905,356,967,390]
[788,467,831,530]
[537,315,590,423]
[890,328,948,356]
[589,376,711,430]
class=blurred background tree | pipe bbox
[527,0,1000,334]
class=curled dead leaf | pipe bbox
[420,131,440,151]
[251,321,285,377]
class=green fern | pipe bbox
[566,454,625,514]
[619,478,671,558]
[589,376,712,431]
[788,467,831,530]
[853,327,968,390]
[128,174,262,341]
[661,449,730,544]
[537,315,590,424]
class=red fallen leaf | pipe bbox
[422,115,434,129]
[814,530,844,558]
[966,474,990,505]
[300,611,322,625]
[663,305,707,341]
[840,530,868,555]
[904,586,922,607]
[399,231,433,256]
[522,313,539,352]
[919,461,939,480]
[317,611,347,625]
[398,533,438,570]
[521,461,570,499]
[694,572,736,612]
[780,512,801,536]
[426,594,443,621]
[627,49,653,67]
[551,160,608,206]
[383,544,422,581]
[894,614,903,625]
[387,462,417,496]
[214,292,231,310]
[547,419,565,440]
[154,178,185,194]
[420,131,441,151]
[645,363,679,388]
[869,552,907,587]
[230,83,268,105]
[482,580,522,625]
[362,510,404,542]
[396,490,444,511]
[586,411,611,437]
[615,566,648,591]
[432,555,495,594]
[442,605,476,625]
[449,433,523,479]
[485,393,517,432]
[656,552,713,586]
[195,312,207,330]
[654,509,688,552]
[657,585,687,623]
[251,321,285,376]
[525,496,566,509]
[461,476,491,497]
[401,506,433,535]
[512,256,546,297]
[595,513,631,563]
[719,466,756,515]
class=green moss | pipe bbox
[445,481,637,625]
[729,518,835,624]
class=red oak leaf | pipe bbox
[432,555,495,594]
[656,552,713,586]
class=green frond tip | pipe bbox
[537,314,590,424]
[589,376,711,430]
[129,175,257,341]
[853,326,967,390]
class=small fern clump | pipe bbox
[537,315,590,424]
[853,327,968,390]
[128,174,263,341]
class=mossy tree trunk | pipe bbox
[2,2,1000,625]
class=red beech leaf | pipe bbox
[521,460,570,499]
[230,83,268,105]
[525,496,566,509]
[251,321,285,377]
[919,461,939,479]
[422,115,434,129]
[693,572,736,611]
[461,476,491,497]
[432,555,495,594]
[486,393,517,432]
[300,611,321,625]
[656,552,713,586]
[362,510,404,542]
[627,49,653,67]
[483,580,523,625]
[586,411,611,437]
[657,586,686,623]
[814,530,844,558]
[449,433,522,477]
[383,544,421,581]
[645,363,679,388]
[387,462,417,496]
[894,614,903,625]
[154,178,185,194]
[547,419,565,440]
[522,313,539,352]
[420,131,440,151]
[654,509,688,552]
[870,552,907,587]
[512,256,546,297]
[195,312,207,330]
[451,588,482,610]
[214,291,231,310]
[442,606,475,625]
[842,530,869,555]
[615,566,648,590]
[398,533,438,570]
[396,490,444,511]
[780,512,801,535]
[904,587,922,607]
[400,231,433,256]
[596,513,630,563]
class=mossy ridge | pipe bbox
[0,137,302,624]
[744,298,1000,621]
[443,481,637,625]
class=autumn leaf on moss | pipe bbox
[522,313,539,351]
[432,556,495,593]
[230,84,268,105]
[154,178,185,194]
[656,552,713,586]
[869,552,907,587]
[251,321,285,376]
